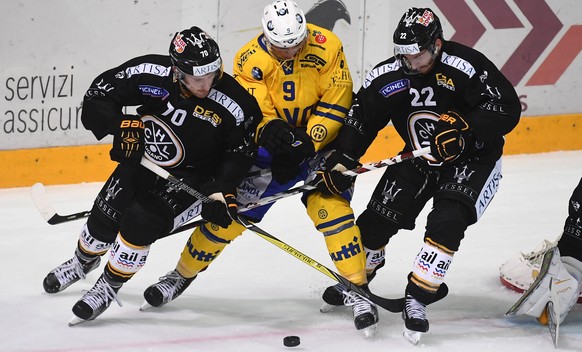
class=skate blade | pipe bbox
[360,323,378,339]
[403,328,422,346]
[139,301,153,311]
[68,315,86,326]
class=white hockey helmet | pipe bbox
[261,0,307,49]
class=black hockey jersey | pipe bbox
[339,41,520,167]
[81,54,262,191]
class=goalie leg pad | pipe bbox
[499,238,558,293]
[508,248,580,324]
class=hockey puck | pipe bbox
[283,335,300,347]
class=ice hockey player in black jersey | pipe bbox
[313,8,521,344]
[42,26,262,325]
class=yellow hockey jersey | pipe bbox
[233,24,353,152]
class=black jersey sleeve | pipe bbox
[81,55,173,140]
[210,81,263,194]
[337,60,399,159]
[463,54,521,141]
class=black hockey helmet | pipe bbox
[169,26,223,86]
[393,8,443,73]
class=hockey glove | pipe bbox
[313,151,360,195]
[268,125,315,184]
[200,181,238,228]
[110,115,145,165]
[430,111,470,162]
[271,154,303,184]
[258,119,315,157]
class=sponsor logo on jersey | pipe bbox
[192,105,222,127]
[435,73,455,91]
[138,85,170,99]
[236,48,256,71]
[440,52,476,78]
[142,115,184,167]
[315,34,326,44]
[300,54,326,68]
[251,67,263,80]
[330,236,362,262]
[207,88,245,126]
[379,78,409,97]
[122,63,172,78]
[363,61,401,88]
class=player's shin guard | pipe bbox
[321,245,385,308]
[307,194,366,285]
[404,239,455,342]
[43,224,111,294]
[105,233,150,283]
[176,222,246,278]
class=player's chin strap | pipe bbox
[138,157,407,314]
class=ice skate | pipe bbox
[402,293,428,345]
[43,255,101,294]
[344,290,378,338]
[69,274,122,325]
[141,270,195,310]
[320,283,346,312]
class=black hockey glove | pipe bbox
[267,124,315,184]
[110,115,145,165]
[271,154,303,184]
[200,181,238,228]
[258,119,295,155]
[258,119,315,157]
[313,151,361,195]
[201,193,237,228]
[430,111,470,162]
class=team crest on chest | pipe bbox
[142,115,185,167]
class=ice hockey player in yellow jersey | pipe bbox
[143,0,379,338]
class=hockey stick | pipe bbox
[239,146,432,211]
[31,147,431,225]
[30,183,91,225]
[139,158,405,313]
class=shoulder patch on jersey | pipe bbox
[310,124,328,142]
[363,61,401,88]
[440,52,476,78]
[315,34,326,44]
[138,85,170,99]
[119,63,171,79]
[207,88,245,126]
[379,79,409,97]
[251,67,263,80]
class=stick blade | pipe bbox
[30,183,57,223]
